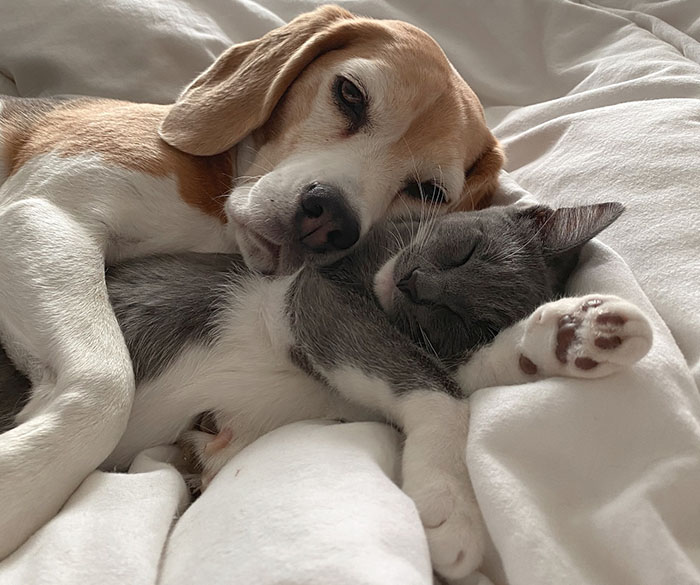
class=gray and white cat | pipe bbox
[0,202,653,579]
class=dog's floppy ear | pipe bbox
[454,140,505,211]
[159,5,360,156]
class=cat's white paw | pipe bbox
[518,294,653,379]
[404,471,485,579]
[179,427,243,490]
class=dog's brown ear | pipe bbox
[159,5,360,156]
[453,140,505,211]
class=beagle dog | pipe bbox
[0,5,503,557]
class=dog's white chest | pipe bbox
[0,151,235,260]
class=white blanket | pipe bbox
[0,1,699,584]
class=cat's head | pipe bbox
[373,202,623,364]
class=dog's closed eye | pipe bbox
[333,75,368,133]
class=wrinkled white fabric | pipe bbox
[0,1,698,584]
[159,421,434,585]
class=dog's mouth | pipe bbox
[248,228,280,261]
[234,223,282,274]
[235,223,312,275]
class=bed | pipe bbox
[0,1,698,584]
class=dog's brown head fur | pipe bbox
[0,7,503,274]
[159,6,503,272]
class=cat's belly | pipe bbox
[102,348,331,469]
[101,276,371,470]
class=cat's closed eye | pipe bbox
[443,242,478,269]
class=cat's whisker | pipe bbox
[418,324,439,360]
[415,207,425,249]
[416,166,444,254]
[415,193,431,252]
[402,137,423,244]
[391,218,409,250]
[415,188,428,244]
[397,196,417,248]
[425,167,442,228]
[386,228,404,255]
[421,191,438,249]
[392,217,406,248]
[419,176,442,253]
[419,195,431,247]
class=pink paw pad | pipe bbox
[519,354,538,375]
[203,427,234,456]
[554,298,630,371]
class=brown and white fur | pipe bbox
[0,6,503,557]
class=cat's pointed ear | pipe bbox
[523,202,624,255]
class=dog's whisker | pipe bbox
[241,146,276,175]
[463,179,476,213]
[234,175,264,183]
[245,161,274,175]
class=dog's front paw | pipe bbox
[404,472,485,579]
[519,294,653,379]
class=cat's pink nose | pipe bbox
[397,268,419,302]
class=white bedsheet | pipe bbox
[0,1,699,584]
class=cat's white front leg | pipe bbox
[399,392,485,580]
[455,294,654,391]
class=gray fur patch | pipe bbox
[106,253,247,383]
[286,264,463,399]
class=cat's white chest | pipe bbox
[105,276,334,468]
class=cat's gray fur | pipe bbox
[0,202,622,425]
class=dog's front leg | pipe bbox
[0,199,134,558]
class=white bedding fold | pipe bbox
[159,421,434,585]
[0,447,189,585]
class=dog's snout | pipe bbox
[396,268,420,303]
[297,183,360,253]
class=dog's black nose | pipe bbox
[297,183,360,253]
[396,268,419,303]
